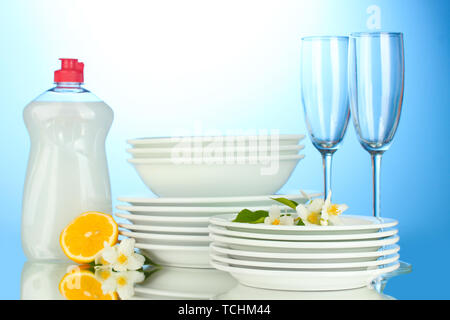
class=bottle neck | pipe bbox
[55,82,82,88]
[53,82,85,93]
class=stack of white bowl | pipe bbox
[209,214,401,291]
[116,134,308,268]
[125,134,305,197]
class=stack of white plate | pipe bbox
[209,214,401,291]
[126,134,306,197]
[115,192,320,268]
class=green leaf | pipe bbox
[142,266,161,280]
[139,251,162,267]
[271,197,299,210]
[296,219,305,226]
[233,209,269,223]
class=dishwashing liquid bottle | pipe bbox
[22,58,114,261]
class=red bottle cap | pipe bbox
[54,58,84,83]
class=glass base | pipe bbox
[383,260,412,279]
[371,261,412,293]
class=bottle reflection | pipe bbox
[21,261,70,300]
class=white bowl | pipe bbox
[210,260,400,291]
[117,191,321,207]
[128,134,306,148]
[128,154,305,197]
[114,212,210,227]
[135,243,211,268]
[120,230,210,246]
[128,145,305,158]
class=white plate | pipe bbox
[117,191,321,207]
[128,154,304,197]
[210,260,400,291]
[116,205,295,217]
[119,223,208,235]
[127,145,305,158]
[210,214,398,234]
[128,134,306,147]
[210,233,399,253]
[208,224,398,241]
[134,266,237,299]
[120,230,210,246]
[210,251,399,270]
[135,243,211,268]
[114,212,210,227]
[210,243,400,263]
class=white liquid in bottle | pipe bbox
[22,59,113,261]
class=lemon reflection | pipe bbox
[59,265,118,300]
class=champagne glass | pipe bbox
[348,32,411,278]
[300,36,350,199]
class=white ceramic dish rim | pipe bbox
[210,243,400,259]
[119,223,208,233]
[135,242,210,251]
[116,205,296,213]
[128,154,305,164]
[128,134,306,145]
[208,224,398,241]
[210,259,400,276]
[120,230,210,241]
[210,214,398,231]
[127,145,305,154]
[209,233,399,248]
[117,191,322,205]
[115,212,210,222]
[209,251,400,269]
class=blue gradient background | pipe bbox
[1,0,449,299]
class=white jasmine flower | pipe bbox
[94,265,114,282]
[279,215,295,226]
[320,191,349,226]
[296,198,324,225]
[100,270,145,300]
[95,242,114,266]
[264,205,282,225]
[98,238,145,272]
[264,205,295,225]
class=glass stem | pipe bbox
[321,151,333,200]
[371,152,383,218]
